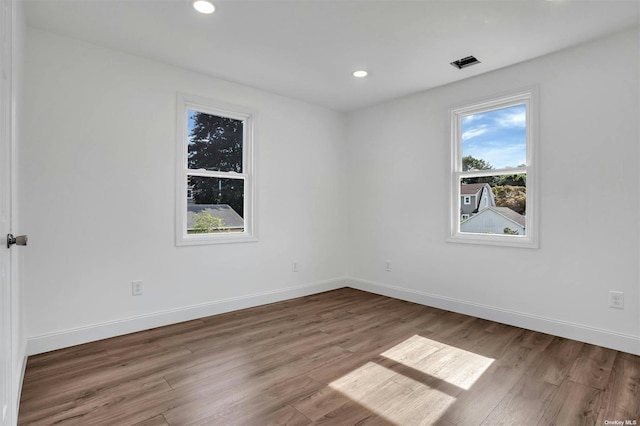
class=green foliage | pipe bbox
[188,113,243,172]
[493,185,526,215]
[461,156,494,184]
[503,227,519,235]
[494,173,526,186]
[189,176,244,218]
[192,211,225,234]
[462,155,492,172]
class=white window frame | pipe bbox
[463,195,471,205]
[176,94,256,246]
[448,88,538,248]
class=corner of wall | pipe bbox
[26,277,348,355]
[346,277,640,356]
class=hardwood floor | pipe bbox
[18,288,640,425]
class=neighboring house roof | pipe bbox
[460,206,526,235]
[462,206,525,227]
[460,182,495,214]
[187,204,244,229]
[460,183,488,195]
[490,207,526,227]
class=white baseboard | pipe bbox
[348,277,640,356]
[26,278,347,355]
[25,276,640,357]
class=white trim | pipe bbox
[448,87,538,248]
[463,195,471,205]
[24,277,640,357]
[347,277,640,356]
[14,355,25,418]
[175,93,257,246]
[0,1,19,424]
[26,278,347,355]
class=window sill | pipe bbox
[447,232,538,249]
[176,233,258,246]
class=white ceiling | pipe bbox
[24,0,639,112]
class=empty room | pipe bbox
[1,0,639,425]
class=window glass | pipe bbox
[187,176,245,234]
[188,110,244,173]
[461,104,526,170]
[459,176,527,236]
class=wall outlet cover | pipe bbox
[609,291,624,309]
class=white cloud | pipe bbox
[497,110,526,128]
[462,113,484,124]
[462,124,488,141]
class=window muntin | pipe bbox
[449,90,537,248]
[176,95,255,245]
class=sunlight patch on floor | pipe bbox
[381,335,495,390]
[329,335,495,424]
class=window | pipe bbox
[449,89,537,248]
[176,94,256,245]
[463,196,471,205]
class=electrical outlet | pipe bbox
[292,262,298,272]
[609,291,624,309]
[385,260,392,272]
[132,280,143,296]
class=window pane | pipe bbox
[459,174,526,236]
[187,176,244,234]
[461,104,526,170]
[188,110,243,173]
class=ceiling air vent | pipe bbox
[450,55,481,69]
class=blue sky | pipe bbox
[187,109,196,142]
[462,104,526,169]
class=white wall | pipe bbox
[21,28,348,353]
[20,25,640,356]
[346,27,640,354]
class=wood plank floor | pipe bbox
[18,288,640,425]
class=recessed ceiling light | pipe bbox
[353,70,368,78]
[193,0,215,14]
